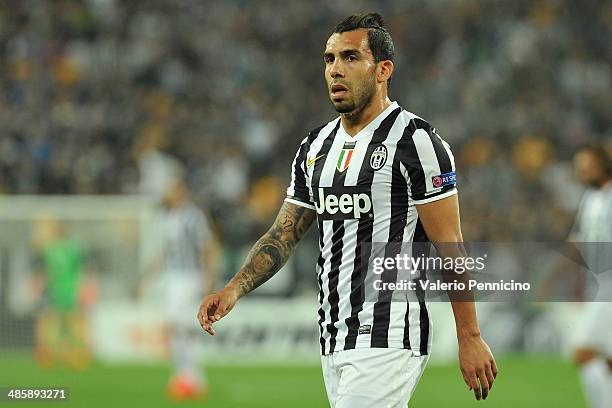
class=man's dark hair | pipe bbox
[334,13,395,85]
[579,143,612,177]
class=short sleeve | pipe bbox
[285,137,315,210]
[399,119,458,205]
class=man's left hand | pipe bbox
[458,334,498,400]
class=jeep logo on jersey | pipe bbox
[369,145,387,170]
[314,187,372,220]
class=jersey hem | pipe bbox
[412,188,457,205]
[285,197,316,210]
[322,338,431,357]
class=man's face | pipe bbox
[574,150,605,188]
[324,29,378,114]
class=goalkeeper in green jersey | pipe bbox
[31,218,97,370]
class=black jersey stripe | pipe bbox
[327,220,345,353]
[400,120,428,201]
[316,218,327,355]
[403,299,411,350]
[311,122,339,355]
[370,133,410,348]
[394,123,417,349]
[325,136,357,352]
[308,123,327,143]
[343,107,403,349]
[412,219,431,355]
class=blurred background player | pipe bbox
[30,217,97,370]
[137,169,220,401]
[569,144,612,408]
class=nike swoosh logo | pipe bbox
[306,154,326,167]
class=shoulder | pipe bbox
[182,202,207,222]
[396,109,434,135]
[581,188,596,203]
[306,123,328,142]
[295,118,341,153]
[396,109,452,146]
[305,117,340,143]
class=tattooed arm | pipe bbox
[231,202,317,296]
[197,202,316,335]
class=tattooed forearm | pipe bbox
[229,202,316,297]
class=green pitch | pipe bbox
[0,354,586,407]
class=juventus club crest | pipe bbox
[370,145,387,170]
[337,142,355,172]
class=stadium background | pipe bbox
[0,0,610,407]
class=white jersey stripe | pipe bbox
[412,128,442,195]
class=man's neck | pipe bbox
[597,177,612,190]
[341,96,392,136]
[168,195,188,209]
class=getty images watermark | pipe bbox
[371,252,531,293]
[360,242,612,302]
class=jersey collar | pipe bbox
[338,101,399,142]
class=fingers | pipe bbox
[468,372,481,400]
[491,357,499,378]
[197,296,219,336]
[461,373,471,388]
[210,297,225,322]
[459,338,498,401]
[462,368,481,400]
[463,368,492,401]
[197,291,238,336]
[201,297,217,323]
[202,321,216,336]
[477,369,490,400]
[485,364,495,390]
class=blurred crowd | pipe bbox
[0,0,610,247]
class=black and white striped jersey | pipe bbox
[572,183,612,282]
[286,102,457,356]
[574,183,612,243]
[163,201,212,273]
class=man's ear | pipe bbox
[378,60,394,84]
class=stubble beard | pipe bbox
[334,100,356,114]
[334,80,376,125]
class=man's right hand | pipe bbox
[197,285,240,335]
